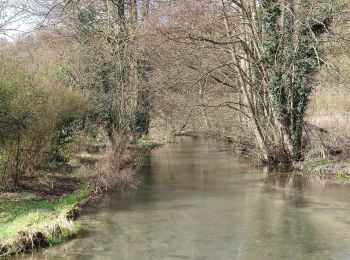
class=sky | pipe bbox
[0,1,38,41]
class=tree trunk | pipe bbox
[141,0,150,20]
[130,0,138,24]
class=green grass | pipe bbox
[131,139,159,149]
[46,221,83,246]
[0,186,92,240]
[304,159,330,169]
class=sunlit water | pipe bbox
[34,137,350,260]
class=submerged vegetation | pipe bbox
[0,0,350,256]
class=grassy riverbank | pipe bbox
[0,187,90,257]
[0,159,94,257]
[0,187,91,240]
[301,159,350,182]
[0,139,157,257]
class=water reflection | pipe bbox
[34,137,350,260]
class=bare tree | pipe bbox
[31,0,154,143]
[0,0,31,38]
[145,0,338,164]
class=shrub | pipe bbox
[0,46,89,189]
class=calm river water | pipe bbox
[35,137,350,260]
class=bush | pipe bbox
[0,46,89,189]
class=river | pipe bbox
[35,137,350,259]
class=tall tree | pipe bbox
[151,0,335,164]
[51,0,152,143]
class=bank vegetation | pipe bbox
[1,0,350,256]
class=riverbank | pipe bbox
[0,139,158,257]
[300,159,350,183]
[174,129,350,183]
[0,165,91,257]
[174,129,255,155]
[0,187,90,257]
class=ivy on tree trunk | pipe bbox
[260,0,324,162]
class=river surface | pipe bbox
[36,137,350,260]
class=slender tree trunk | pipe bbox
[221,0,270,161]
[130,0,138,24]
[141,0,150,20]
[14,129,21,187]
[199,81,211,129]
